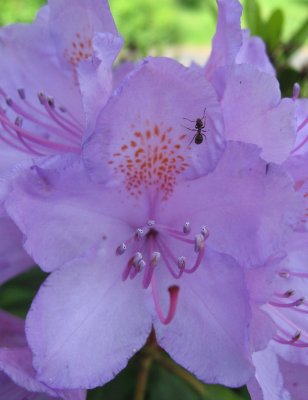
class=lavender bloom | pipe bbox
[204,0,274,79]
[204,0,295,165]
[0,0,121,283]
[4,56,303,390]
[246,231,308,398]
[0,310,86,399]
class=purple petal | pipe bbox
[154,247,254,387]
[0,372,53,400]
[84,57,225,184]
[48,0,118,72]
[26,246,152,388]
[249,346,289,400]
[205,0,243,79]
[5,156,149,271]
[292,98,308,155]
[0,217,33,285]
[0,311,86,400]
[236,30,276,76]
[78,32,123,134]
[161,141,302,267]
[0,14,83,122]
[212,64,296,163]
[279,356,308,400]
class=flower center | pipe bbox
[116,220,209,324]
[264,269,308,348]
[0,87,82,155]
[108,122,191,201]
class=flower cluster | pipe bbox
[0,0,307,399]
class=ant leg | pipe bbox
[201,107,206,125]
[181,125,197,131]
[202,133,207,142]
[183,117,195,123]
[189,135,197,145]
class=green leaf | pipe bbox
[243,0,264,36]
[284,17,308,57]
[264,9,284,51]
[0,267,47,318]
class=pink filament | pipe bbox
[269,298,304,308]
[0,114,80,153]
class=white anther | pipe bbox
[116,243,127,255]
[17,88,26,100]
[150,251,161,266]
[194,234,205,253]
[133,252,143,266]
[38,92,46,105]
[183,222,191,234]
[137,259,146,271]
[177,256,186,270]
[135,228,144,239]
[147,220,155,227]
[200,226,209,239]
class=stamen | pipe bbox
[150,251,161,267]
[177,256,186,270]
[183,222,191,234]
[269,297,305,308]
[135,228,144,239]
[291,117,308,154]
[200,226,209,239]
[279,270,308,279]
[116,243,127,255]
[137,259,146,271]
[274,290,295,298]
[156,237,184,279]
[116,219,208,321]
[17,88,26,100]
[0,86,83,156]
[133,252,143,266]
[292,82,300,100]
[194,234,205,253]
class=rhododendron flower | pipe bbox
[5,56,302,390]
[0,0,121,283]
[246,231,308,399]
[0,310,86,399]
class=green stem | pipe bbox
[134,354,152,400]
[154,352,208,398]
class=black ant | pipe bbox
[182,108,207,145]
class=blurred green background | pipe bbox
[0,1,307,399]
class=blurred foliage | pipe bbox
[244,0,308,96]
[109,0,182,57]
[0,0,44,25]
